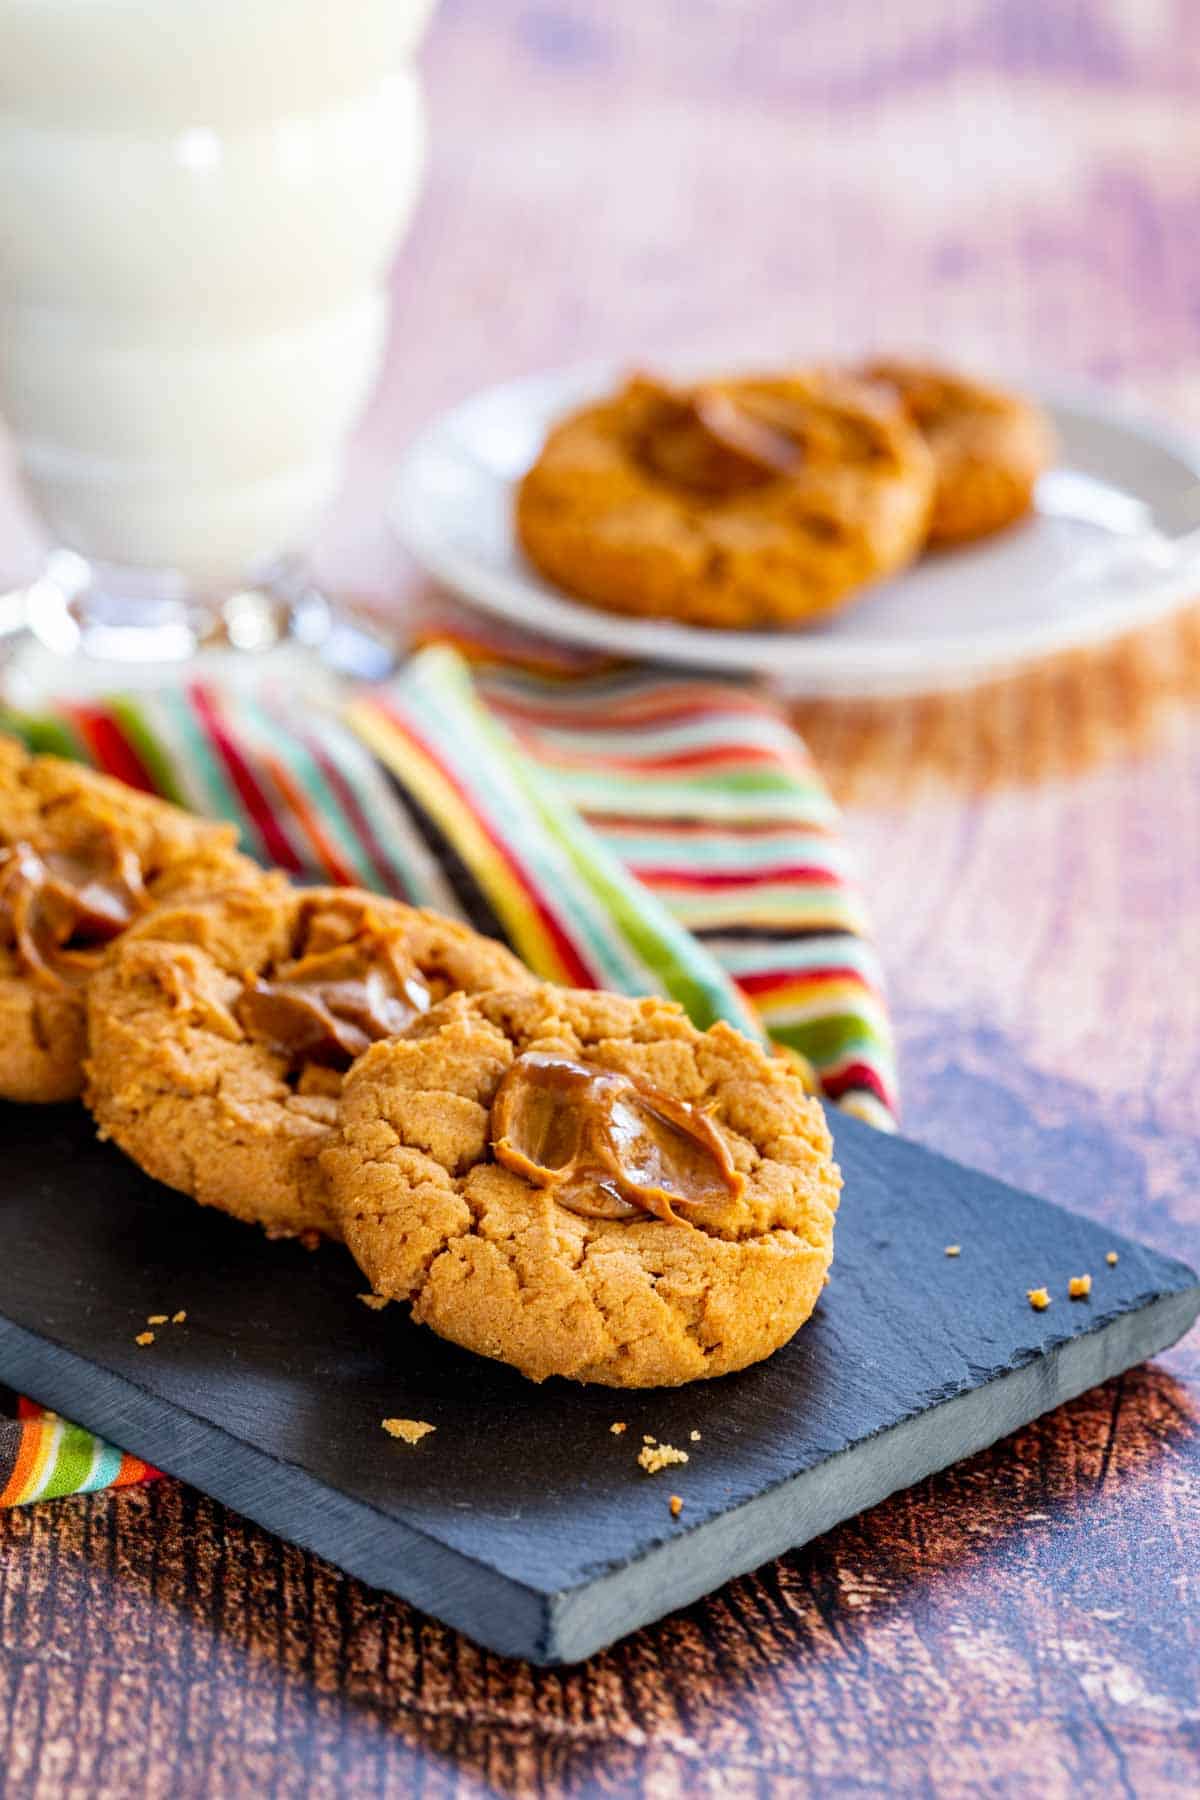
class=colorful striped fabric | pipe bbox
[469,660,895,1124]
[346,648,763,1040]
[0,641,895,1505]
[0,1397,160,1505]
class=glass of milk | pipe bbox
[0,0,434,664]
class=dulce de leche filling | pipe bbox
[235,933,431,1072]
[490,1051,745,1226]
[0,836,149,988]
[637,379,803,496]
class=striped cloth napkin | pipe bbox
[0,640,895,1507]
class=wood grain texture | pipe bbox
[2,0,1200,1792]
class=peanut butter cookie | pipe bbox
[858,360,1055,545]
[0,735,253,1104]
[515,372,934,628]
[324,985,841,1387]
[85,884,536,1241]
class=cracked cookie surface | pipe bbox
[515,371,934,629]
[0,734,253,1103]
[84,883,536,1240]
[324,986,841,1387]
[858,359,1056,545]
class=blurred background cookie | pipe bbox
[515,371,934,629]
[857,359,1056,545]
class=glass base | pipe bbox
[0,551,399,702]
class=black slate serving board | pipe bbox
[0,1102,1194,1664]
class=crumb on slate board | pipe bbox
[382,1418,435,1446]
[638,1442,689,1475]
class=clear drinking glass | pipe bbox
[0,0,434,670]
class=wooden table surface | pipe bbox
[2,3,1200,1793]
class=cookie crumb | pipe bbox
[1027,1287,1051,1311]
[382,1418,435,1446]
[171,1310,187,1324]
[134,1331,155,1347]
[1068,1274,1092,1299]
[669,1495,684,1517]
[638,1442,689,1475]
[147,1314,168,1326]
[689,1430,702,1442]
[944,1245,961,1258]
[610,1422,626,1436]
[1106,1251,1119,1266]
[358,1294,389,1311]
[643,1434,656,1446]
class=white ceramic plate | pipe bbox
[391,364,1200,697]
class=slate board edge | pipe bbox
[1,1280,1195,1666]
[548,1281,1200,1662]
[0,1315,553,1662]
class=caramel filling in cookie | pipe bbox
[637,379,803,496]
[491,1051,745,1225]
[0,835,149,988]
[236,936,431,1072]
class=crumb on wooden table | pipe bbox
[146,1313,168,1325]
[944,1245,961,1258]
[172,1310,187,1324]
[642,1434,656,1445]
[382,1418,435,1446]
[669,1495,684,1517]
[1069,1274,1092,1299]
[1106,1251,1119,1266]
[610,1421,626,1436]
[689,1430,701,1442]
[358,1293,389,1311]
[134,1331,155,1347]
[1027,1287,1051,1311]
[638,1442,689,1475]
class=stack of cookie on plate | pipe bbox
[0,737,841,1389]
[516,358,1056,628]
